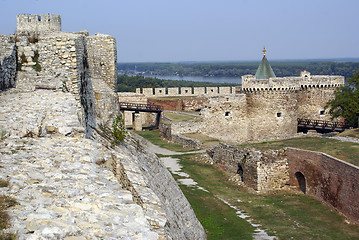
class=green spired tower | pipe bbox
[255,47,276,79]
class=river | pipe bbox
[138,74,241,84]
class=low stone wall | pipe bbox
[287,148,359,223]
[171,134,202,149]
[170,121,203,135]
[159,122,202,149]
[159,122,172,140]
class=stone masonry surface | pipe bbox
[0,89,158,239]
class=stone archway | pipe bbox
[295,172,306,194]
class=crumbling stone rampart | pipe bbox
[126,134,207,239]
[0,14,206,239]
[208,143,289,191]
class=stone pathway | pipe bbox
[164,110,200,117]
[0,89,158,239]
[141,135,205,156]
[332,136,359,144]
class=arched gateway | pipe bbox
[295,172,306,194]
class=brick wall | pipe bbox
[287,148,359,223]
[148,97,208,111]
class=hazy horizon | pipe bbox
[118,57,359,64]
[1,0,358,62]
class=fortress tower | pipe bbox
[198,48,345,143]
[16,14,61,33]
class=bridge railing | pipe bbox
[119,102,163,111]
[297,118,346,129]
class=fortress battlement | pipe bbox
[16,14,61,33]
[136,86,238,97]
[242,71,344,92]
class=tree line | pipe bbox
[118,61,359,79]
[117,75,237,92]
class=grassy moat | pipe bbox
[137,129,359,239]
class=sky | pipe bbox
[1,0,358,62]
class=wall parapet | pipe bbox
[17,14,61,33]
[136,86,237,97]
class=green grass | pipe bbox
[135,129,194,152]
[163,112,197,123]
[179,182,254,240]
[0,194,17,239]
[183,132,220,148]
[174,153,359,240]
[338,128,359,138]
[241,136,359,166]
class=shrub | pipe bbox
[20,52,27,64]
[112,115,127,146]
[0,195,17,239]
[32,50,41,72]
[0,180,9,188]
[28,32,39,43]
[32,63,41,72]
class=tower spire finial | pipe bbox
[263,46,266,56]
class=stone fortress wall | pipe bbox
[0,14,206,239]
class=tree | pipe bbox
[326,72,359,128]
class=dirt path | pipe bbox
[143,137,206,156]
